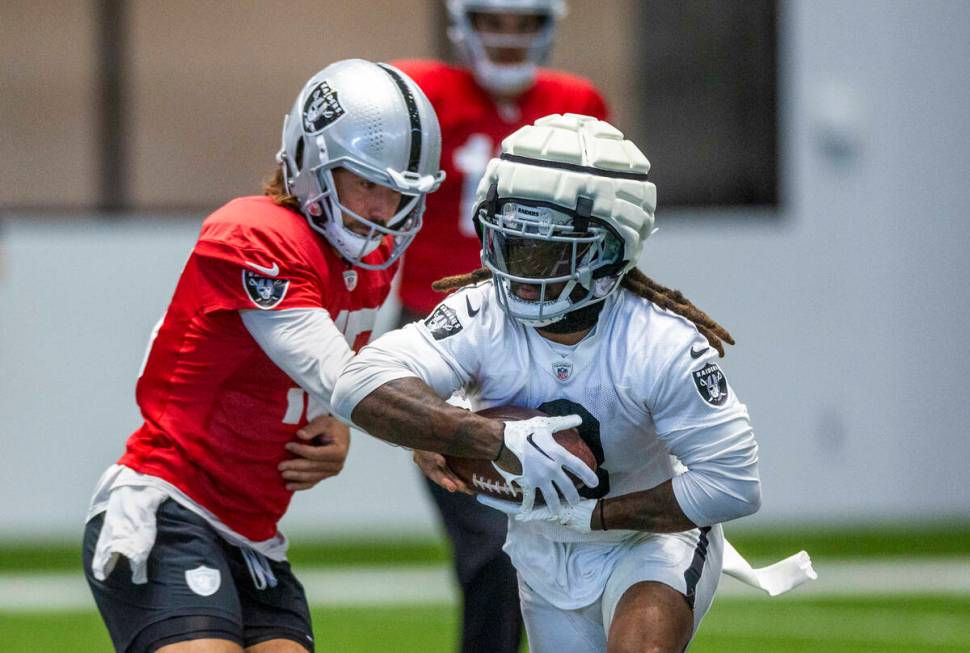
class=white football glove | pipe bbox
[491,414,598,513]
[478,495,597,533]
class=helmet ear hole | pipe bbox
[294,137,306,172]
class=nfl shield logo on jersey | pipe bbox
[692,362,729,406]
[185,565,221,597]
[553,360,573,382]
[342,269,358,291]
[243,270,289,309]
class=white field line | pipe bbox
[0,558,968,613]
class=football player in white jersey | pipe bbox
[332,114,761,652]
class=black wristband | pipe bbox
[597,499,608,531]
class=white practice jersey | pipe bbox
[333,281,760,608]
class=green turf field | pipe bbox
[2,597,969,652]
[4,521,970,573]
[2,526,969,651]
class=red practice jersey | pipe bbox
[119,196,396,541]
[392,59,609,314]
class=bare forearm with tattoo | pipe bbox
[351,378,519,469]
[593,480,698,533]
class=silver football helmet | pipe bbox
[447,0,566,96]
[278,59,445,269]
[475,114,656,327]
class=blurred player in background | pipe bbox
[82,59,443,653]
[391,2,607,649]
[332,115,762,652]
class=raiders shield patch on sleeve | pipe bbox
[303,81,345,132]
[425,304,463,341]
[243,269,289,309]
[692,362,729,406]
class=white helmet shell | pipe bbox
[278,59,445,269]
[446,0,566,96]
[475,113,656,326]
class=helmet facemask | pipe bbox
[479,194,627,327]
[301,159,426,270]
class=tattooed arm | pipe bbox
[330,325,521,469]
[590,481,695,533]
[349,376,519,470]
[331,305,596,503]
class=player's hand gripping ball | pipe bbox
[444,405,597,506]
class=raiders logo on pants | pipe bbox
[83,500,314,653]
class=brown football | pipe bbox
[445,405,597,502]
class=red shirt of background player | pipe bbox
[119,196,397,541]
[392,59,608,315]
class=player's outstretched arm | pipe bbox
[350,378,593,509]
[331,327,596,507]
[349,376,509,462]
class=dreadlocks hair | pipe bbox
[431,267,735,357]
[431,267,493,294]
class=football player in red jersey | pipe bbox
[386,2,608,651]
[82,59,444,653]
[393,1,608,321]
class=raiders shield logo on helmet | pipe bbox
[425,304,463,341]
[302,81,345,133]
[243,269,289,309]
[692,362,729,406]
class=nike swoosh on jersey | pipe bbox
[690,346,710,359]
[466,295,481,317]
[245,261,280,277]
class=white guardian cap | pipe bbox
[447,0,566,96]
[278,59,445,269]
[474,114,656,327]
